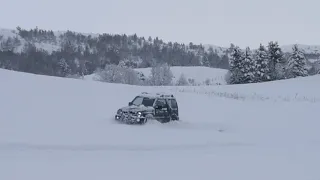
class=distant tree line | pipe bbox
[227,42,320,84]
[0,26,229,78]
[1,27,319,86]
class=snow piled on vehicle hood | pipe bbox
[120,105,154,112]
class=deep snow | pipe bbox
[0,69,319,180]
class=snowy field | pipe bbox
[1,69,320,180]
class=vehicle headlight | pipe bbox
[137,112,142,117]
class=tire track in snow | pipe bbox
[0,141,254,152]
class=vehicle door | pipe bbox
[154,98,169,119]
[168,98,179,117]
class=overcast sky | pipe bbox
[1,0,320,48]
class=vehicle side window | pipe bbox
[155,99,166,107]
[142,98,155,107]
[171,99,178,108]
[169,99,178,108]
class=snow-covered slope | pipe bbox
[0,28,61,53]
[135,66,228,85]
[0,69,319,180]
[3,27,320,58]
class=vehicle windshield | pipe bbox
[131,96,155,106]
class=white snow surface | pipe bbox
[1,69,320,180]
[135,66,228,85]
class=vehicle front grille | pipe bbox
[129,111,136,115]
[123,111,136,115]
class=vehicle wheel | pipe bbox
[161,116,171,123]
[140,117,148,125]
[140,115,152,125]
[171,114,179,121]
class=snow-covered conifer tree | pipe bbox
[254,44,270,82]
[241,47,256,83]
[286,44,308,78]
[58,58,71,77]
[267,41,285,80]
[228,45,245,84]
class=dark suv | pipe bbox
[115,92,179,124]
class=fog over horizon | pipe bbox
[1,0,320,48]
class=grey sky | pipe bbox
[1,0,320,48]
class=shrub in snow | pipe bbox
[148,63,173,86]
[118,57,141,68]
[204,78,211,85]
[224,71,232,84]
[95,64,141,85]
[286,44,308,78]
[96,65,122,83]
[123,68,142,85]
[203,78,220,85]
[136,71,147,82]
[176,73,189,86]
[187,78,196,86]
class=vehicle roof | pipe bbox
[137,92,176,99]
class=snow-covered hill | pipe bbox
[0,69,319,180]
[2,27,320,58]
[0,28,61,53]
